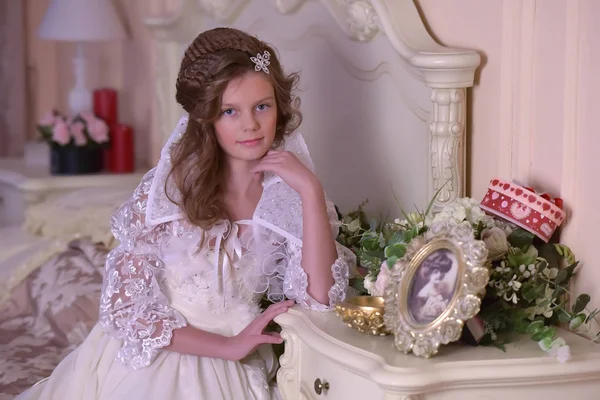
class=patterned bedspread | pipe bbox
[0,239,107,399]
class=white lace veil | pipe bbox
[144,115,337,303]
[145,115,316,229]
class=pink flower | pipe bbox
[39,111,56,126]
[88,118,109,144]
[80,112,109,143]
[80,112,95,126]
[70,121,87,146]
[52,119,71,145]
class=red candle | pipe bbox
[110,124,134,173]
[93,88,118,126]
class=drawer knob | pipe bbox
[314,378,330,395]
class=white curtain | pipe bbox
[0,0,27,157]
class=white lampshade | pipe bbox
[39,0,126,42]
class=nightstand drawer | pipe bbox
[298,340,382,399]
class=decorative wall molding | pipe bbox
[560,0,581,230]
[498,0,582,222]
[497,0,537,182]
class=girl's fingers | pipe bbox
[245,301,294,333]
[258,302,293,325]
[254,157,283,168]
[266,299,294,312]
[251,162,282,174]
[260,334,284,344]
[264,303,291,319]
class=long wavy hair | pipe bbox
[168,27,302,229]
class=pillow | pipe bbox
[24,185,133,248]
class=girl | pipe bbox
[17,27,354,400]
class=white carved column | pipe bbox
[429,88,467,208]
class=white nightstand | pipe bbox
[275,308,600,399]
[0,158,146,227]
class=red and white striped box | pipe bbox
[480,178,565,242]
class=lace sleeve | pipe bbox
[283,198,355,311]
[98,168,187,370]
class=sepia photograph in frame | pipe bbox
[383,220,490,358]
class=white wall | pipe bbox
[417,0,600,314]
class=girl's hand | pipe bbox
[251,151,322,197]
[224,299,295,361]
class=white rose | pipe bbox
[468,206,486,224]
[452,206,467,222]
[430,211,451,225]
[372,263,391,297]
[481,227,509,260]
[457,197,472,208]
[364,273,376,295]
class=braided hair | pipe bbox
[166,27,301,230]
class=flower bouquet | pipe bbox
[37,110,110,175]
[336,189,599,362]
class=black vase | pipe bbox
[50,145,103,175]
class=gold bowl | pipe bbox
[334,296,390,336]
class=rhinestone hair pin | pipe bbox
[251,50,271,74]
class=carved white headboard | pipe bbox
[143,0,480,217]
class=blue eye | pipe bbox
[222,109,234,116]
[256,104,269,111]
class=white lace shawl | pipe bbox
[98,116,355,369]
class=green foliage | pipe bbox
[507,228,535,249]
[336,196,600,352]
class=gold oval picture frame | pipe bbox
[383,220,490,358]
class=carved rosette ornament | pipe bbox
[337,0,381,40]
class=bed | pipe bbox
[0,0,479,398]
[0,184,139,398]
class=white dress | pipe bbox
[16,119,354,400]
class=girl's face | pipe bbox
[213,71,278,162]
